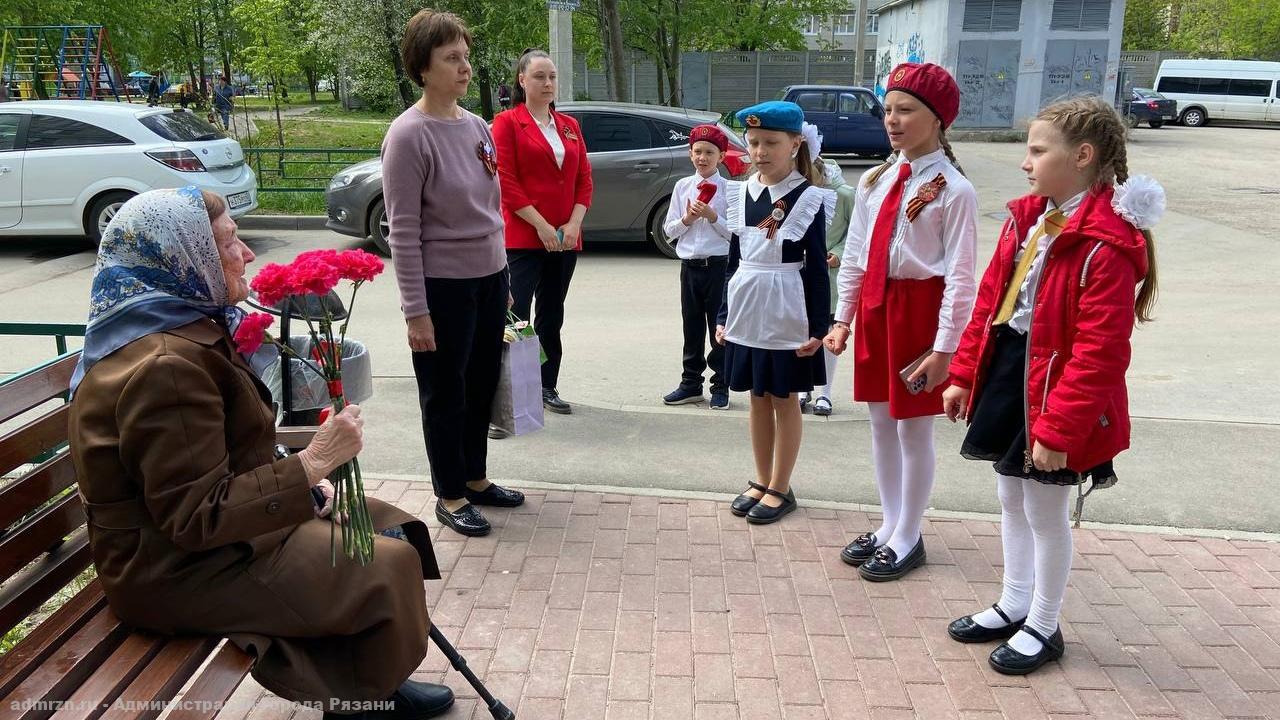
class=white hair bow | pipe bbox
[800,122,823,163]
[1111,175,1166,230]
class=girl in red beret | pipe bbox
[942,96,1161,675]
[823,62,978,581]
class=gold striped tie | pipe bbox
[993,209,1068,326]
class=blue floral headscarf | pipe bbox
[70,186,243,394]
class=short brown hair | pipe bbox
[401,10,472,88]
[200,190,226,221]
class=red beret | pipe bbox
[886,62,961,129]
[689,124,729,152]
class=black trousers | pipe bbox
[507,249,577,391]
[680,257,728,393]
[410,270,508,500]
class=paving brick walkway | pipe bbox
[221,480,1280,720]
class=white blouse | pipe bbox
[834,148,979,354]
[533,111,565,169]
[662,172,731,259]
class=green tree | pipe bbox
[235,0,303,144]
[1123,0,1173,51]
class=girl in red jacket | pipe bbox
[941,96,1162,675]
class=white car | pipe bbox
[0,100,257,243]
[1155,59,1280,127]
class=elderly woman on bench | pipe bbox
[67,187,453,720]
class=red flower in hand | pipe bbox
[249,262,298,307]
[334,249,384,283]
[291,256,342,296]
[233,312,275,355]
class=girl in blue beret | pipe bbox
[716,100,835,525]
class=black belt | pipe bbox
[682,256,727,268]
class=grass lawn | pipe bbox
[247,114,383,215]
[237,96,340,110]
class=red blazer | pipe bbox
[490,104,593,250]
[949,187,1148,471]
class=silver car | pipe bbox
[325,102,749,259]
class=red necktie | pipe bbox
[696,181,717,204]
[862,162,913,310]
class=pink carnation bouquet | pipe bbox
[234,248,385,566]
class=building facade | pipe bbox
[873,0,1128,128]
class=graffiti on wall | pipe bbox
[875,32,926,98]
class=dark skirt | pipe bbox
[724,341,826,398]
[961,326,1116,487]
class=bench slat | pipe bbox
[0,354,78,426]
[48,633,167,720]
[0,404,70,479]
[0,492,86,586]
[0,577,103,698]
[162,642,253,720]
[273,428,318,451]
[96,639,218,720]
[0,530,92,639]
[0,452,78,532]
[1,606,128,720]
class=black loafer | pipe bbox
[947,603,1026,643]
[435,501,491,537]
[730,481,768,517]
[989,626,1065,675]
[858,536,926,582]
[746,488,796,525]
[465,482,525,507]
[840,532,880,566]
[372,679,455,720]
[543,389,572,414]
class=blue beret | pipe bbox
[735,101,804,134]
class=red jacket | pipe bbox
[950,187,1148,471]
[490,104,593,250]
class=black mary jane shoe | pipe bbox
[375,679,455,720]
[989,626,1065,676]
[543,388,572,415]
[465,482,525,507]
[840,532,880,567]
[745,487,796,525]
[435,501,491,537]
[947,603,1026,643]
[858,536,926,582]
[730,481,769,517]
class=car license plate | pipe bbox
[227,191,251,209]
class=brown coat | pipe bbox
[68,318,440,705]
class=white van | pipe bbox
[1154,59,1280,127]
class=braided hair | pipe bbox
[1035,95,1158,322]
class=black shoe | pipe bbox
[435,501,491,537]
[858,536,926,581]
[746,488,796,525]
[730,481,768,517]
[370,679,455,720]
[799,393,811,413]
[543,388,572,414]
[709,391,729,410]
[947,603,1026,643]
[487,423,510,440]
[840,532,880,566]
[989,626,1065,675]
[812,396,832,416]
[465,482,525,507]
[664,386,704,405]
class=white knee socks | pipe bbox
[818,347,838,400]
[867,403,936,558]
[973,474,1073,654]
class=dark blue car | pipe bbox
[777,85,892,158]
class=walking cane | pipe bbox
[429,625,515,719]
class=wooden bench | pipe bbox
[0,350,316,720]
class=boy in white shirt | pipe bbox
[662,124,733,410]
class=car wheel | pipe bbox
[648,197,679,259]
[1181,108,1207,127]
[1149,120,1164,129]
[367,197,390,256]
[86,191,135,245]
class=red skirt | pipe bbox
[853,276,947,419]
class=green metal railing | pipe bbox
[0,322,87,358]
[244,147,379,194]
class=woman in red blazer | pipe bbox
[491,48,593,417]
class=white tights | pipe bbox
[816,346,838,400]
[867,402,935,558]
[972,474,1073,654]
